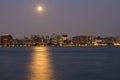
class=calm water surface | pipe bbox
[0,46,120,80]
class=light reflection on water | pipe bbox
[0,47,120,80]
[28,47,54,80]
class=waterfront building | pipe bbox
[102,37,114,46]
[72,35,89,46]
[62,35,68,41]
[114,36,120,46]
[30,35,45,46]
[0,34,14,46]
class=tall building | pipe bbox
[0,34,14,46]
[114,36,120,46]
[62,35,68,41]
[72,35,89,45]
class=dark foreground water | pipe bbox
[0,46,120,80]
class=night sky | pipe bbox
[0,0,120,38]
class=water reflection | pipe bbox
[28,47,54,80]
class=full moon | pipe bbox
[37,6,43,11]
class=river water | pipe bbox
[0,46,120,80]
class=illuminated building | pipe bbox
[114,36,120,46]
[72,35,89,46]
[62,35,68,41]
[0,34,14,46]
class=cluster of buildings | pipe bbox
[0,34,120,47]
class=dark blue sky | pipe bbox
[0,0,120,38]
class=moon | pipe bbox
[37,6,43,11]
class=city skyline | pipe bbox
[0,33,120,47]
[0,0,120,38]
